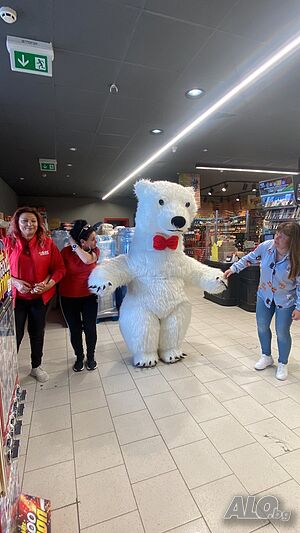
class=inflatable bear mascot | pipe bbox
[89,180,227,367]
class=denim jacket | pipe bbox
[230,240,300,310]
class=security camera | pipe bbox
[109,83,119,94]
[0,6,17,23]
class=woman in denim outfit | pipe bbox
[225,222,300,380]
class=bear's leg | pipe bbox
[158,301,191,364]
[119,301,159,367]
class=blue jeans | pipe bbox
[256,296,295,364]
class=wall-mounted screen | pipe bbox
[259,176,297,208]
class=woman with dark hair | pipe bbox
[2,207,65,382]
[59,220,99,371]
[225,221,300,380]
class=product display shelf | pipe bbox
[0,241,27,533]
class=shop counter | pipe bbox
[203,260,259,312]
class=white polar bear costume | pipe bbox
[89,180,227,367]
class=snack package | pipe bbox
[17,494,51,533]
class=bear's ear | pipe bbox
[134,179,153,199]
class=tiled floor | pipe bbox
[17,291,300,533]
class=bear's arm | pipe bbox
[88,254,134,294]
[182,255,227,294]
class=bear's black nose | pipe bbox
[171,216,186,229]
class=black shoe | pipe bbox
[85,359,98,371]
[73,360,84,372]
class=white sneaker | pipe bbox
[30,366,49,383]
[276,363,288,381]
[254,355,274,370]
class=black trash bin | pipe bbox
[238,265,260,312]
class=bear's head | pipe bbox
[134,179,197,236]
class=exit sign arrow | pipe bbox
[17,54,29,67]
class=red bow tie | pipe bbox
[153,234,179,251]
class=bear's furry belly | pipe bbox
[126,276,188,319]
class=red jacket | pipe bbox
[2,235,65,305]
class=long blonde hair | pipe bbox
[277,222,300,279]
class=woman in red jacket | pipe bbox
[3,207,65,382]
[59,220,99,372]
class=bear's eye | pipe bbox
[159,199,164,206]
[185,202,190,208]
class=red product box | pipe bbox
[17,494,51,533]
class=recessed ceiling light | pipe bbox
[185,88,205,99]
[221,183,228,192]
[208,188,213,196]
[69,147,77,151]
[102,31,300,200]
[203,148,208,152]
[72,192,76,195]
[150,129,163,135]
[252,183,257,191]
[67,163,73,167]
[195,165,298,175]
[41,173,47,178]
[19,177,24,181]
[236,195,240,202]
[66,174,71,178]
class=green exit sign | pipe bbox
[14,50,49,74]
[6,36,54,77]
[39,159,57,172]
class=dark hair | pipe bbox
[8,207,47,245]
[70,219,95,245]
[277,222,300,279]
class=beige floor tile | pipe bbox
[144,391,186,420]
[183,394,228,423]
[224,365,262,385]
[22,460,76,510]
[69,371,102,392]
[95,348,123,363]
[71,387,106,414]
[205,378,247,402]
[81,511,144,532]
[25,428,73,471]
[192,365,225,383]
[276,448,300,483]
[72,407,114,441]
[30,404,71,437]
[107,389,145,417]
[171,439,231,489]
[223,442,290,494]
[113,409,159,445]
[205,352,241,370]
[223,344,254,359]
[192,474,267,533]
[18,456,25,486]
[263,373,299,387]
[181,353,210,368]
[210,335,238,348]
[246,417,300,457]
[279,382,300,403]
[77,465,136,529]
[133,470,201,533]
[200,415,255,453]
[170,377,207,399]
[22,401,33,425]
[37,370,69,390]
[122,435,176,483]
[98,360,129,378]
[164,518,210,532]
[158,362,193,381]
[256,480,299,532]
[34,386,70,411]
[51,504,79,533]
[156,412,206,449]
[102,373,136,394]
[126,362,160,379]
[242,380,287,404]
[192,344,224,356]
[265,398,300,429]
[223,396,272,425]
[75,432,123,477]
[135,374,171,396]
[23,382,36,402]
[42,358,68,375]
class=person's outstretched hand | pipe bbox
[224,269,234,279]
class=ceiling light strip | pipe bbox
[102,32,300,200]
[195,166,298,175]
